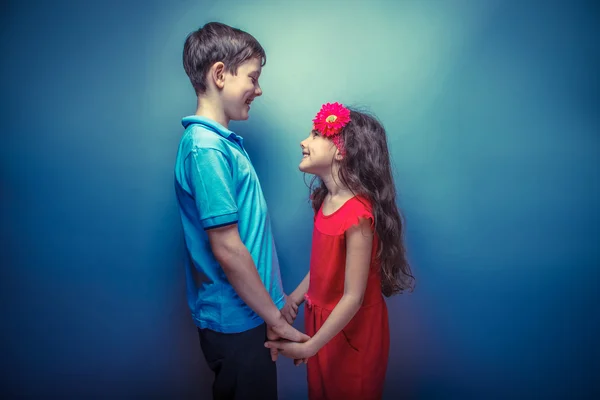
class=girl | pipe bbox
[266,102,415,399]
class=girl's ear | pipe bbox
[334,149,344,161]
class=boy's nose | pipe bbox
[255,85,262,97]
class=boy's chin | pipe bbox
[227,109,250,122]
[236,111,250,121]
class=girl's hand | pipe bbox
[265,339,317,361]
[281,295,299,324]
[293,357,308,366]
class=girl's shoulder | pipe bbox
[341,195,374,232]
[346,195,373,213]
[315,195,374,236]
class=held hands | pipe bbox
[265,338,316,365]
[267,313,310,362]
[266,295,312,365]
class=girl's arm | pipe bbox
[305,217,373,354]
[289,272,310,306]
[281,272,310,324]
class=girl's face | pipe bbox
[299,130,340,175]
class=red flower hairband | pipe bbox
[312,102,351,155]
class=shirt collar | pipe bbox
[181,115,244,143]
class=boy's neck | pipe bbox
[195,96,230,129]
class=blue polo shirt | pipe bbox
[174,116,285,333]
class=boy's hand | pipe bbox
[266,314,310,362]
[281,295,299,324]
[266,324,280,362]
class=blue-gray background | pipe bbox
[1,0,598,398]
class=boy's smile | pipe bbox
[222,57,263,121]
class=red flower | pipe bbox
[312,102,351,137]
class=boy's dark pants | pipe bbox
[198,323,278,400]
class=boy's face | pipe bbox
[222,57,263,121]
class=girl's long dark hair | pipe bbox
[308,108,415,296]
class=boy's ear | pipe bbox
[211,62,226,89]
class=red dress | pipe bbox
[305,196,390,400]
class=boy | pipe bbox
[174,22,306,399]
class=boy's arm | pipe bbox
[208,224,282,327]
[187,147,308,344]
[207,223,308,343]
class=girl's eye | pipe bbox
[312,130,318,137]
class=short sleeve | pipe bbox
[342,199,375,233]
[186,147,238,230]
